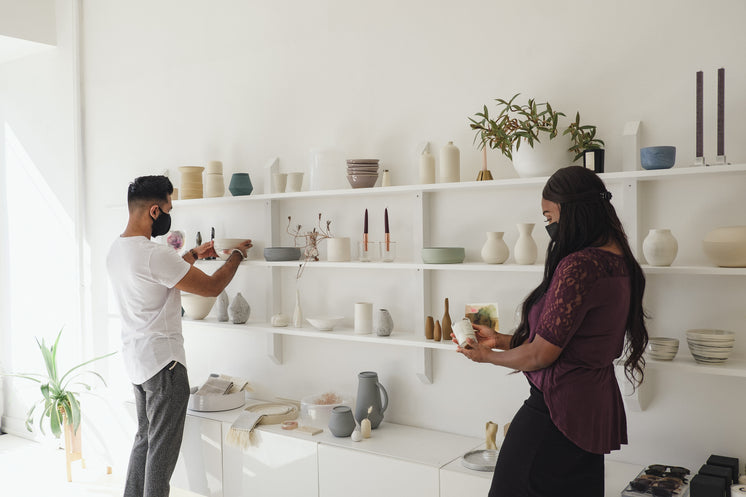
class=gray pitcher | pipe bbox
[354,371,388,429]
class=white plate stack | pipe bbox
[179,166,204,199]
[686,329,735,364]
[205,160,225,198]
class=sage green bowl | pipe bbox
[421,247,465,264]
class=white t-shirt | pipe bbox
[107,236,191,385]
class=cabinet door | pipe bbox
[318,444,438,497]
[440,468,491,497]
[222,423,318,497]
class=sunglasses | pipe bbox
[645,464,690,479]
[628,467,690,497]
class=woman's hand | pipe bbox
[452,323,499,349]
[457,337,494,363]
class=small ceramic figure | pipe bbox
[230,292,250,324]
[217,291,230,322]
[271,313,290,327]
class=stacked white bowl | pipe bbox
[179,166,204,199]
[647,337,679,361]
[204,160,225,198]
[346,159,379,188]
[686,329,735,364]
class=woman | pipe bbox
[456,166,648,497]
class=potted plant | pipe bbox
[3,328,115,480]
[564,111,606,173]
[469,94,602,177]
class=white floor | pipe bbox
[0,433,203,497]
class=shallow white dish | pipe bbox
[300,393,354,428]
[188,390,245,412]
[214,238,246,260]
[306,315,344,331]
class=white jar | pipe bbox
[439,141,460,183]
[419,149,435,184]
[514,223,537,265]
[204,173,225,198]
[481,232,509,264]
[326,237,351,262]
[642,229,678,266]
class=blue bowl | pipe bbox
[640,146,676,170]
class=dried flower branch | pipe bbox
[287,213,333,279]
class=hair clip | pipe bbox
[600,191,612,201]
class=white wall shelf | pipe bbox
[177,164,746,387]
[645,356,746,378]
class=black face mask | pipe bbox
[151,208,171,238]
[545,221,559,242]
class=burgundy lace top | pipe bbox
[524,247,630,454]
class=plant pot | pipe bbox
[583,149,605,173]
[511,135,573,178]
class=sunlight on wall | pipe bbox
[4,122,79,374]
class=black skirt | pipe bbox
[488,382,604,497]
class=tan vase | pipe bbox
[441,298,452,342]
[425,316,434,340]
[433,320,441,341]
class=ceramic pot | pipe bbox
[354,302,373,334]
[439,141,460,183]
[583,149,605,173]
[381,170,392,187]
[511,135,572,178]
[328,406,356,437]
[327,237,351,262]
[514,223,538,265]
[642,229,678,266]
[354,371,388,428]
[425,316,434,340]
[205,174,225,198]
[375,309,393,336]
[481,231,509,264]
[703,226,746,267]
[229,292,250,324]
[419,149,435,184]
[286,172,304,192]
[228,173,253,196]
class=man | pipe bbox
[107,175,251,497]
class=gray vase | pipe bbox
[229,292,250,324]
[328,405,356,437]
[217,291,230,322]
[375,309,393,336]
[354,371,388,429]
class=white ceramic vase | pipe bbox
[514,223,538,265]
[439,141,460,183]
[293,288,303,327]
[419,149,435,184]
[327,237,351,262]
[642,229,678,266]
[375,309,394,336]
[511,134,573,178]
[205,173,225,198]
[481,231,509,264]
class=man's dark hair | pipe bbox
[127,175,173,211]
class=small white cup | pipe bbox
[354,302,373,334]
[272,173,287,193]
[327,237,351,262]
[286,172,304,192]
[452,318,477,347]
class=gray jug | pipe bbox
[354,371,388,428]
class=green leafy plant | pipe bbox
[4,328,115,438]
[564,111,605,162]
[469,94,602,163]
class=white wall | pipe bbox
[0,0,56,45]
[83,0,746,471]
[0,0,79,435]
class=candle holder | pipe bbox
[380,241,397,262]
[358,241,379,262]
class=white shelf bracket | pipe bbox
[416,348,433,384]
[615,363,648,412]
[267,332,283,365]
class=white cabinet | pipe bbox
[318,444,439,497]
[221,422,318,497]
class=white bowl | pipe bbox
[181,293,217,320]
[686,329,735,364]
[300,393,354,428]
[647,337,679,361]
[214,238,246,260]
[702,226,746,267]
[306,315,344,331]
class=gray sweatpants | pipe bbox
[124,361,190,497]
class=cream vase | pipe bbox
[514,223,538,265]
[481,231,509,264]
[642,229,678,266]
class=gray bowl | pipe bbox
[421,247,466,264]
[640,146,676,170]
[264,247,302,261]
